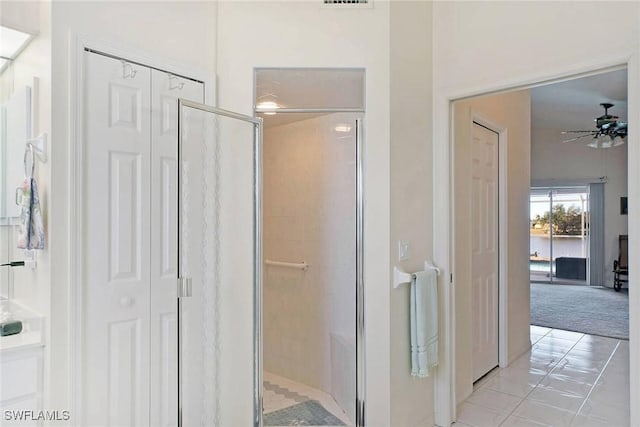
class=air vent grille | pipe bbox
[323,0,372,8]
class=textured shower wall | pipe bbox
[263,113,356,393]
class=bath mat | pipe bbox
[264,400,346,426]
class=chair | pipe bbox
[613,234,628,292]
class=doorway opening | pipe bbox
[451,67,631,426]
[254,68,365,427]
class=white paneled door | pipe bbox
[83,51,203,426]
[150,69,203,427]
[471,122,500,382]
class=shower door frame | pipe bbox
[177,99,264,427]
[255,106,366,427]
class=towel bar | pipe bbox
[393,261,440,289]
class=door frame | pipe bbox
[433,54,640,426]
[68,33,215,422]
[469,114,509,372]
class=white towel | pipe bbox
[410,269,439,377]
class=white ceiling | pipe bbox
[531,69,627,131]
[255,68,365,111]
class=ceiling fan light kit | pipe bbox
[561,102,628,148]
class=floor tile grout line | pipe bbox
[494,328,560,425]
[571,339,622,424]
[496,328,586,426]
[471,328,618,427]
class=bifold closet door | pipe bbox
[83,50,204,427]
[149,70,203,427]
[178,102,260,426]
[84,52,152,426]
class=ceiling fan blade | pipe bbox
[561,130,596,134]
[562,134,595,143]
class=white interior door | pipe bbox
[471,122,500,382]
[149,70,203,427]
[83,51,152,426]
[83,50,205,426]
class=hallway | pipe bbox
[455,326,629,426]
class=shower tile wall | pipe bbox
[263,113,356,394]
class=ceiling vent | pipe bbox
[323,0,372,8]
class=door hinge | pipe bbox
[178,277,192,298]
[450,273,453,284]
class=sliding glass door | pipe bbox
[530,187,590,284]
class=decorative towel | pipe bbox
[410,269,439,377]
[17,177,45,250]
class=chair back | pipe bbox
[619,234,628,269]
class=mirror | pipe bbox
[1,84,32,220]
[0,79,34,300]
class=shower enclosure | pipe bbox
[255,68,365,427]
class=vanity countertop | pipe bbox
[0,299,44,352]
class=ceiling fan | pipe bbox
[561,102,628,148]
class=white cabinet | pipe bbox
[0,345,44,426]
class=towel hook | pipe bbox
[121,60,137,79]
[168,74,185,90]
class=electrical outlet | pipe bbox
[398,241,409,261]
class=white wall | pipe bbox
[49,1,217,418]
[263,113,356,409]
[531,127,628,287]
[433,1,640,422]
[454,90,532,403]
[389,2,434,426]
[216,2,391,423]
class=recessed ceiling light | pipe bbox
[256,101,280,115]
[334,124,352,133]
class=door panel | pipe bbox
[178,103,259,426]
[471,122,499,382]
[150,70,204,427]
[84,51,151,426]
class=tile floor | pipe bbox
[263,371,353,426]
[455,326,630,427]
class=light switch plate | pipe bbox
[398,241,409,261]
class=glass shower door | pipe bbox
[177,100,262,427]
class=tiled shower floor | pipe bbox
[263,371,353,426]
[455,326,630,426]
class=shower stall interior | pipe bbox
[256,68,365,427]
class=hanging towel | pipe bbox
[410,269,438,378]
[17,177,45,250]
